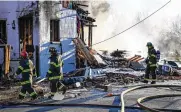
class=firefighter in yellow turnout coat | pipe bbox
[15,51,37,100]
[46,47,66,98]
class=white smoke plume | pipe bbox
[157,17,181,60]
[83,0,181,58]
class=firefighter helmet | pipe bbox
[146,42,153,47]
[20,50,28,58]
[49,47,57,54]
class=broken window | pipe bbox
[50,20,59,42]
[18,17,33,57]
[0,20,7,44]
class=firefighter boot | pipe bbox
[19,95,25,100]
[141,80,148,84]
[62,86,67,95]
[48,94,53,99]
[151,81,156,84]
[31,94,38,100]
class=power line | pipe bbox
[92,0,171,46]
[8,1,171,58]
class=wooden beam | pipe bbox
[7,45,10,76]
[76,4,88,7]
[0,45,11,78]
[77,8,89,14]
[23,19,27,51]
[81,20,84,41]
[84,24,97,27]
[5,45,10,77]
[72,38,98,65]
[88,22,91,47]
[90,22,93,47]
[79,15,96,22]
[28,19,31,45]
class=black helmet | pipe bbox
[49,47,57,54]
[146,42,153,47]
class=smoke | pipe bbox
[76,0,181,59]
[85,0,181,58]
[157,17,181,60]
[90,1,110,17]
[89,0,161,57]
[76,0,110,47]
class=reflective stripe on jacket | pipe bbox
[16,59,35,84]
[47,55,63,80]
[147,47,157,67]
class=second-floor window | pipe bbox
[50,20,59,42]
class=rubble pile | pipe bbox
[97,51,128,68]
[1,48,181,104]
[87,68,144,87]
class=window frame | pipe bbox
[0,19,7,44]
[50,19,60,42]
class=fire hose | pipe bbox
[1,101,181,111]
[120,84,181,112]
[1,85,181,112]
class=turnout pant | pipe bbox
[50,80,65,96]
[19,83,37,99]
[145,66,157,81]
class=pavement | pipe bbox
[1,80,181,112]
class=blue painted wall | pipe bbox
[39,39,76,78]
[0,1,77,78]
[39,3,77,78]
[61,38,76,73]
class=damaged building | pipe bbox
[0,1,98,79]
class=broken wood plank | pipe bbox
[73,38,98,66]
[4,45,11,77]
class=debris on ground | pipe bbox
[1,49,181,107]
[0,86,20,103]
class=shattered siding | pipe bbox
[39,2,77,77]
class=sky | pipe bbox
[87,0,181,57]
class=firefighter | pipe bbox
[15,50,37,100]
[46,47,66,98]
[143,42,157,84]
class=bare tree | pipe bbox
[157,17,181,60]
